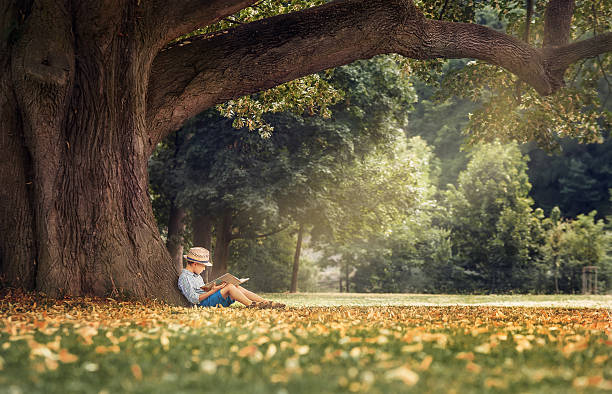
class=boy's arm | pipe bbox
[198,283,227,302]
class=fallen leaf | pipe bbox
[385,366,419,386]
[131,364,142,381]
[58,349,78,363]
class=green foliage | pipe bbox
[542,210,611,293]
[432,4,612,149]
[229,232,319,293]
[524,136,612,220]
[441,62,610,148]
[217,74,344,136]
[319,136,447,292]
[442,141,546,293]
[229,233,294,292]
[318,134,434,245]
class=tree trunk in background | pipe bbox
[212,210,232,278]
[345,263,350,293]
[290,223,304,293]
[193,214,213,283]
[193,214,213,250]
[166,203,186,272]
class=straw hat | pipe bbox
[183,247,213,266]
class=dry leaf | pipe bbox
[386,366,419,386]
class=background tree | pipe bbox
[551,211,610,293]
[2,0,611,303]
[315,134,437,291]
[443,142,545,293]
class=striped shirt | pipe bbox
[178,269,206,304]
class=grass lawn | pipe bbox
[263,292,612,308]
[0,291,610,393]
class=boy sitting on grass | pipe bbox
[178,247,284,309]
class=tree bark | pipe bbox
[290,223,304,293]
[2,0,185,304]
[213,209,232,278]
[544,0,575,47]
[166,203,186,272]
[0,0,37,289]
[193,214,213,250]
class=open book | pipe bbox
[203,273,249,288]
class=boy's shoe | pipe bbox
[264,301,286,309]
[246,301,286,309]
[247,301,270,309]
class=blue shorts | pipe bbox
[198,290,235,308]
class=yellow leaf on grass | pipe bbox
[199,360,217,374]
[58,349,78,363]
[270,373,289,383]
[484,378,508,389]
[386,366,419,386]
[95,345,120,354]
[160,333,170,349]
[466,362,482,373]
[593,355,608,364]
[44,359,59,371]
[402,343,423,353]
[471,327,488,336]
[456,352,474,361]
[265,344,277,359]
[573,376,612,390]
[131,364,142,381]
[238,345,257,357]
[514,338,532,353]
[295,345,310,355]
[76,326,98,345]
[474,343,491,354]
[418,355,433,371]
[562,341,588,357]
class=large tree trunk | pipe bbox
[166,203,186,272]
[290,223,304,293]
[212,209,232,278]
[193,214,213,250]
[0,1,37,288]
[1,0,184,304]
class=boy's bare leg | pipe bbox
[219,284,252,306]
[236,286,266,303]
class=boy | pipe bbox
[178,247,284,308]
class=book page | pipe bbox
[204,273,249,287]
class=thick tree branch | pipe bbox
[146,0,611,147]
[547,32,612,75]
[146,0,415,147]
[543,0,575,47]
[144,0,257,48]
[414,19,551,93]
